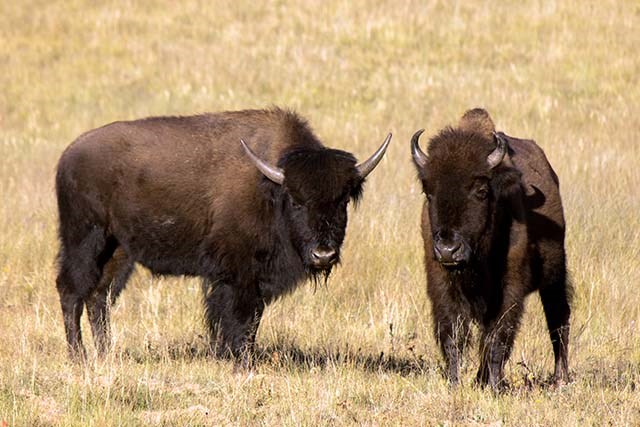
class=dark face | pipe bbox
[280,149,363,275]
[414,130,519,269]
[422,165,491,268]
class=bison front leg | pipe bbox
[432,303,470,384]
[436,318,470,384]
[477,301,524,390]
[478,234,529,390]
[202,279,265,363]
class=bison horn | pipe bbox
[487,132,507,169]
[356,133,393,179]
[411,129,428,168]
[240,139,285,185]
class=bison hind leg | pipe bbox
[57,282,86,361]
[539,272,572,384]
[86,246,134,356]
[56,227,112,360]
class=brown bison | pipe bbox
[55,108,391,360]
[411,108,571,388]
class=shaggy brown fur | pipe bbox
[412,108,571,388]
[55,108,389,360]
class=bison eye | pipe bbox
[475,188,489,200]
[426,193,433,202]
[289,196,305,211]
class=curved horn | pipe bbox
[411,129,428,168]
[487,132,507,169]
[240,139,285,185]
[356,133,393,179]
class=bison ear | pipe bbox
[349,180,364,207]
[459,108,495,139]
[493,166,525,221]
[491,166,522,201]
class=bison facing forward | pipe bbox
[411,109,571,388]
[56,108,391,360]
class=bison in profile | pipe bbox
[411,108,571,388]
[55,108,391,360]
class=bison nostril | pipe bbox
[434,245,442,257]
[450,242,462,254]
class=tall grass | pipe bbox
[1,0,638,425]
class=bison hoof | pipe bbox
[549,374,571,389]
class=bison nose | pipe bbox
[311,247,337,267]
[434,239,467,266]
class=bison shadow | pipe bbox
[122,339,437,377]
[253,343,437,376]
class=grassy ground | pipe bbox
[1,0,639,425]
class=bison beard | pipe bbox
[55,108,391,361]
[412,108,572,389]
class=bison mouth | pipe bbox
[440,260,467,270]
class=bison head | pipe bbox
[242,134,391,276]
[411,109,521,269]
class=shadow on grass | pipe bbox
[108,341,640,394]
[121,338,437,377]
[254,342,437,376]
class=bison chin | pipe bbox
[306,259,340,290]
[298,244,341,287]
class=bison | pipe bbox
[55,108,391,360]
[411,108,571,388]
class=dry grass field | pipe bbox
[1,0,639,425]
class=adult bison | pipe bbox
[411,108,571,388]
[55,108,391,360]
